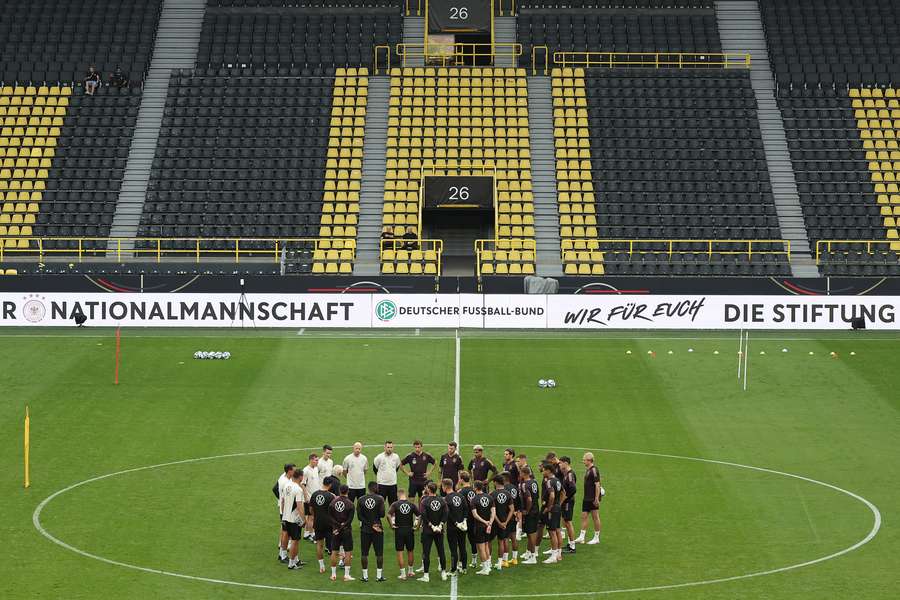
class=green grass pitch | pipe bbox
[1,328,898,599]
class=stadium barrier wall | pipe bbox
[1,293,898,330]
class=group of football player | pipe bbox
[274,441,604,582]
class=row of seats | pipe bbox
[760,0,900,90]
[312,69,369,274]
[197,10,402,68]
[138,73,337,256]
[381,245,440,275]
[552,70,603,275]
[0,0,161,85]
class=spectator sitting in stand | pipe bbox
[108,66,128,88]
[402,226,418,250]
[84,65,101,95]
[380,226,394,251]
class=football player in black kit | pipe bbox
[418,482,449,582]
[575,451,603,545]
[502,471,521,564]
[329,485,356,581]
[442,478,469,575]
[518,466,541,564]
[468,444,498,483]
[503,448,520,485]
[559,456,578,554]
[309,477,336,573]
[490,474,516,571]
[470,480,496,576]
[388,488,419,580]
[457,470,479,568]
[401,440,436,500]
[357,481,386,582]
[538,463,566,564]
[439,442,464,495]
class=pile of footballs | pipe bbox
[193,351,231,360]
[538,379,557,388]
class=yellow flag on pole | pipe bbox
[24,407,30,489]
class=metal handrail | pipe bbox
[396,42,522,67]
[569,239,791,262]
[815,239,900,264]
[552,51,752,69]
[374,45,392,75]
[380,238,444,275]
[532,45,549,75]
[0,237,357,264]
[475,238,536,277]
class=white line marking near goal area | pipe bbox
[33,444,881,598]
[451,330,461,600]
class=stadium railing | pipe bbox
[380,238,443,275]
[815,240,900,264]
[552,52,751,70]
[475,237,536,276]
[0,238,356,264]
[395,43,523,68]
[586,239,791,260]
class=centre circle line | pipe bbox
[32,444,881,598]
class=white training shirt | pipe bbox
[281,481,303,524]
[277,472,291,514]
[318,457,334,479]
[342,452,369,490]
[373,451,401,486]
[302,464,321,501]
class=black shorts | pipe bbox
[330,527,353,553]
[562,501,575,522]
[361,530,384,556]
[473,524,491,545]
[348,488,365,502]
[503,521,517,539]
[314,525,332,543]
[394,528,415,552]
[408,481,427,499]
[541,511,561,531]
[284,521,302,541]
[581,498,600,513]
[378,484,398,505]
[523,514,539,534]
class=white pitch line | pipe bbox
[33,443,882,598]
[451,330,461,600]
[296,328,305,336]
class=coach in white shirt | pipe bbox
[342,441,369,502]
[373,440,401,505]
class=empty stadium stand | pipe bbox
[568,67,790,276]
[137,70,340,271]
[760,0,900,275]
[384,66,534,276]
[517,2,721,69]
[197,3,403,70]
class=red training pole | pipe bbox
[114,326,121,385]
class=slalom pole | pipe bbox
[742,332,750,391]
[114,326,121,385]
[737,329,744,379]
[24,406,30,488]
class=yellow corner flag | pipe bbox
[24,406,30,489]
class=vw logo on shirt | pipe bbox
[479,496,490,507]
[364,498,377,510]
[334,501,346,512]
[399,503,412,514]
[430,500,441,511]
